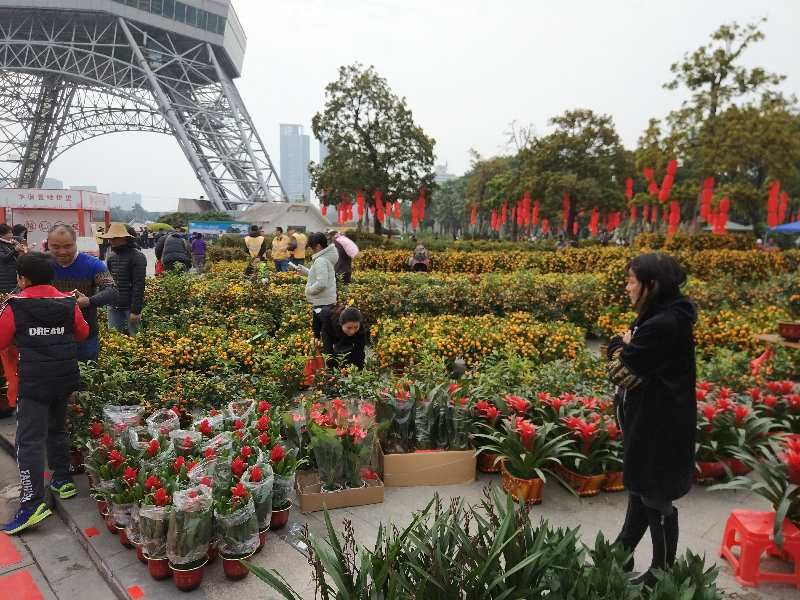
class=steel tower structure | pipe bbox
[0,0,286,210]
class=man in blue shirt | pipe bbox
[47,225,118,361]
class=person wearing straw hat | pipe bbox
[103,223,147,335]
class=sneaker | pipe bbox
[49,480,78,500]
[1,503,52,534]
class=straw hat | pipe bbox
[100,223,134,239]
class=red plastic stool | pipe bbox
[719,510,800,589]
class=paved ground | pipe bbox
[0,418,797,599]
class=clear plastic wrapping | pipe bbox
[227,399,256,424]
[215,498,259,558]
[103,405,144,439]
[272,474,294,510]
[242,464,274,530]
[140,504,172,559]
[111,502,133,527]
[146,408,181,438]
[167,486,214,567]
[125,502,142,545]
[169,429,202,458]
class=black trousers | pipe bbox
[312,304,335,339]
[16,395,71,510]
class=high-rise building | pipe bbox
[110,192,143,211]
[280,124,311,202]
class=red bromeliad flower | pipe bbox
[250,466,262,482]
[233,419,245,431]
[144,475,162,492]
[256,415,270,432]
[606,421,620,441]
[701,403,717,422]
[198,419,213,437]
[172,455,185,473]
[748,388,761,402]
[231,481,248,503]
[146,439,161,457]
[395,388,410,402]
[108,449,125,470]
[734,404,750,427]
[696,389,708,402]
[200,476,213,488]
[763,394,779,409]
[204,447,216,460]
[100,433,114,449]
[258,433,271,448]
[514,416,536,450]
[153,487,170,507]
[780,381,795,395]
[788,395,800,411]
[123,466,138,486]
[505,395,530,414]
[483,405,499,421]
[231,456,247,478]
[240,446,253,460]
[209,408,219,417]
[270,445,286,464]
[786,450,800,485]
[188,490,198,499]
[182,435,194,450]
[233,430,244,441]
[787,437,800,453]
[348,424,367,442]
[564,416,598,454]
[188,460,198,472]
[448,383,461,396]
[258,400,271,414]
[361,403,375,418]
[89,422,104,439]
[767,381,783,394]
[697,381,714,392]
[716,396,733,412]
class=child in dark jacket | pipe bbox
[0,252,89,535]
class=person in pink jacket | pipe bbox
[326,230,359,285]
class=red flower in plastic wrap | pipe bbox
[240,446,253,460]
[448,383,460,396]
[250,466,262,483]
[361,403,375,418]
[172,455,185,473]
[146,439,160,457]
[258,400,271,414]
[230,456,247,478]
[153,487,170,507]
[233,419,245,431]
[270,445,286,464]
[198,419,213,437]
[100,433,114,449]
[144,475,162,492]
[182,435,194,450]
[89,422,104,439]
[204,447,216,460]
[231,482,248,503]
[108,449,125,470]
[256,415,271,432]
[258,433,271,448]
[200,476,213,488]
[123,466,138,486]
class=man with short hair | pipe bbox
[287,227,308,267]
[271,226,291,272]
[104,223,147,335]
[48,224,118,361]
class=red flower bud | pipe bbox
[89,421,104,439]
[250,466,262,482]
[270,445,286,464]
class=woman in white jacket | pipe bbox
[292,232,339,338]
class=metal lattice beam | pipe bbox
[0,8,286,209]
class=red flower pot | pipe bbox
[117,525,133,548]
[477,452,502,474]
[222,553,254,580]
[270,505,290,530]
[96,499,108,517]
[105,514,117,534]
[146,556,171,581]
[136,544,147,565]
[778,321,800,342]
[257,528,268,552]
[724,458,752,476]
[171,560,207,592]
[602,471,625,493]
[695,461,725,484]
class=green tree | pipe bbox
[430,176,468,238]
[520,109,631,237]
[310,64,436,233]
[464,153,514,234]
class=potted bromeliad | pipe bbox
[269,444,302,530]
[559,414,620,497]
[475,419,577,505]
[167,485,214,592]
[139,475,174,580]
[215,481,261,580]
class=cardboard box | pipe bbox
[295,470,385,513]
[379,447,477,487]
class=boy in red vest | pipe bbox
[0,252,89,534]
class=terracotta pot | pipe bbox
[500,460,544,505]
[270,505,290,530]
[778,321,800,342]
[146,556,171,580]
[206,543,219,564]
[477,452,502,474]
[96,499,108,517]
[221,552,254,580]
[695,461,725,483]
[724,457,752,476]
[557,465,606,497]
[257,528,268,552]
[116,524,133,548]
[171,560,207,592]
[603,471,625,492]
[69,448,85,474]
[135,544,147,565]
[105,514,117,534]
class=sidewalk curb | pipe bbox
[0,430,129,600]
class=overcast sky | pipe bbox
[47,0,800,212]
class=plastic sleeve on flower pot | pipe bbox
[226,399,257,423]
[111,502,134,527]
[311,433,344,490]
[103,404,145,439]
[146,409,181,438]
[168,486,214,567]
[140,505,171,558]
[242,464,274,529]
[169,429,203,457]
[215,498,260,557]
[125,503,142,545]
[272,474,295,509]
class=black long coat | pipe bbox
[607,296,697,501]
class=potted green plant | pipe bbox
[475,419,577,504]
[215,481,260,580]
[139,474,174,580]
[559,414,615,497]
[167,485,213,591]
[241,463,274,550]
[270,444,303,530]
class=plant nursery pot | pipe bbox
[603,471,625,492]
[69,448,85,474]
[500,460,544,505]
[221,552,254,580]
[270,505,290,530]
[695,461,725,483]
[146,556,172,581]
[135,544,147,565]
[557,466,606,497]
[724,457,752,476]
[477,452,502,474]
[257,527,268,552]
[778,321,800,342]
[96,499,108,517]
[116,524,133,548]
[105,514,117,534]
[170,560,207,592]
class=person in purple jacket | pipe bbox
[191,233,207,274]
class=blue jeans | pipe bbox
[274,260,290,272]
[108,308,141,336]
[76,335,100,362]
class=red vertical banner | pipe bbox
[321,203,327,216]
[715,197,730,234]
[561,193,570,231]
[630,205,637,221]
[778,192,789,223]
[374,190,385,223]
[767,181,780,228]
[643,204,649,223]
[541,218,550,234]
[625,177,634,200]
[589,208,599,236]
[470,205,477,225]
[572,219,579,236]
[523,191,531,226]
[700,177,715,221]
[356,190,365,218]
[532,199,540,226]
[650,204,658,224]
[501,202,508,225]
[668,201,680,236]
[648,181,659,197]
[411,201,419,230]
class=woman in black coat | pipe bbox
[320,306,368,369]
[606,252,697,587]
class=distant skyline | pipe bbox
[44,0,800,212]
